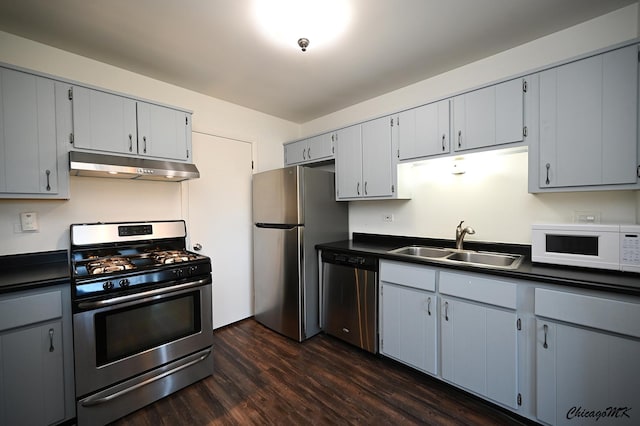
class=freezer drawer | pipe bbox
[322,251,378,353]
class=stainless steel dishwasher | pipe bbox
[321,250,378,353]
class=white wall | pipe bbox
[0,30,298,256]
[300,4,640,244]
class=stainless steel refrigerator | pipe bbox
[252,166,348,341]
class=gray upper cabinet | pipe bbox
[70,85,192,162]
[0,67,69,199]
[534,44,638,190]
[137,101,191,161]
[284,132,334,166]
[396,99,450,160]
[453,78,525,152]
[71,86,137,155]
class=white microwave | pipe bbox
[532,223,640,273]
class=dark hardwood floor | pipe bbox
[111,319,535,425]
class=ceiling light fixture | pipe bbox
[254,0,351,52]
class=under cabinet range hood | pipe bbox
[69,151,200,182]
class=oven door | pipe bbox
[73,277,213,398]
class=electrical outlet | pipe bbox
[383,214,394,222]
[20,212,39,231]
[574,211,600,223]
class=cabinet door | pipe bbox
[284,139,307,165]
[71,86,137,154]
[0,69,58,194]
[335,125,362,199]
[539,45,638,188]
[453,86,495,152]
[0,321,64,426]
[380,283,437,374]
[441,298,518,409]
[361,116,393,197]
[307,133,334,162]
[137,102,189,160]
[495,78,524,145]
[536,320,640,426]
[398,100,450,160]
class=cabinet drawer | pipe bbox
[380,261,436,291]
[0,290,62,331]
[535,288,640,338]
[439,272,516,309]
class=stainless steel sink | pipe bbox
[389,245,453,258]
[445,251,523,269]
[388,245,524,270]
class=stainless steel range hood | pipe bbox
[69,151,200,182]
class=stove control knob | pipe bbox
[174,269,184,278]
[119,278,130,288]
[103,281,114,290]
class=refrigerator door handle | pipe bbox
[255,223,300,230]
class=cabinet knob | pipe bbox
[143,136,147,153]
[444,301,449,321]
[129,134,133,152]
[427,297,432,316]
[458,130,462,148]
[193,243,202,251]
[442,134,446,151]
[543,324,549,349]
[45,170,51,191]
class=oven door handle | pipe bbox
[80,347,212,407]
[77,278,210,310]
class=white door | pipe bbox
[185,132,253,329]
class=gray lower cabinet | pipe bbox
[0,285,74,425]
[535,288,640,426]
[379,261,437,375]
[0,68,69,199]
[439,271,519,410]
[531,43,639,192]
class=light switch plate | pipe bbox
[20,212,39,231]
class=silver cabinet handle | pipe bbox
[543,324,548,349]
[49,328,54,352]
[129,134,133,152]
[545,163,551,185]
[45,170,51,191]
[364,181,368,195]
[143,136,147,153]
[307,147,311,159]
[457,130,462,148]
[427,297,432,316]
[357,182,360,195]
[303,147,306,160]
[193,243,202,251]
[442,134,446,151]
[445,301,449,321]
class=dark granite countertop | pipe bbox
[317,233,640,296]
[0,250,70,294]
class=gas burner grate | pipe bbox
[86,257,135,275]
[152,250,198,264]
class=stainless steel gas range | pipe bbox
[69,220,213,425]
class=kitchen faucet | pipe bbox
[455,221,476,250]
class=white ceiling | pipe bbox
[0,0,635,123]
